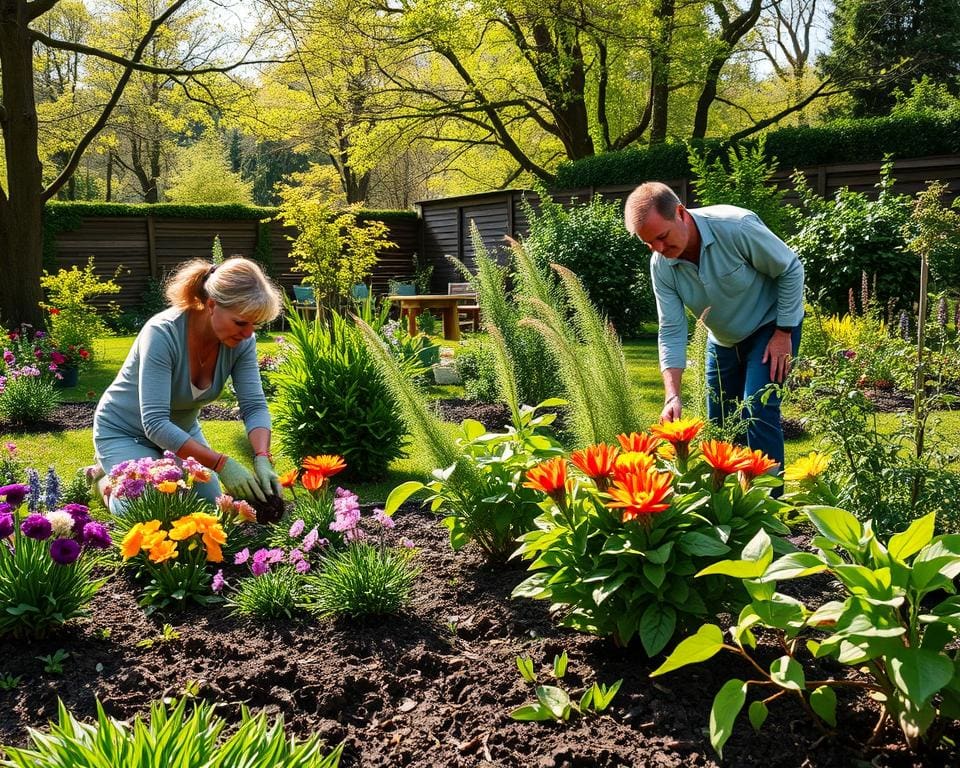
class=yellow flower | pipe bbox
[784,452,831,482]
[148,536,178,564]
[120,520,162,560]
[155,480,179,494]
[168,515,199,541]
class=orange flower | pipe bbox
[700,440,753,490]
[120,520,162,560]
[147,536,178,564]
[616,432,663,455]
[570,443,619,489]
[606,470,674,525]
[523,458,569,505]
[202,527,226,562]
[649,418,704,445]
[613,451,656,482]
[738,449,779,481]
[155,480,179,494]
[302,454,346,478]
[301,470,329,493]
[278,469,299,488]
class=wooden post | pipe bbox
[146,215,157,279]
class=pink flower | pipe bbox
[212,569,226,593]
[289,548,304,562]
[373,508,395,530]
[295,559,311,574]
[289,519,305,538]
[251,559,270,576]
[234,548,250,565]
[401,538,415,548]
[302,528,319,551]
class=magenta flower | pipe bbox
[211,569,226,593]
[400,537,415,548]
[288,548,304,562]
[302,528,319,551]
[288,519,305,538]
[82,521,112,549]
[0,483,29,508]
[295,559,311,574]
[20,513,52,540]
[250,559,270,577]
[0,512,13,538]
[50,538,81,565]
[234,547,250,565]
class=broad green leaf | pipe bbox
[650,624,724,677]
[579,686,595,713]
[697,558,768,579]
[887,649,955,706]
[748,700,768,731]
[643,562,666,588]
[806,506,863,550]
[753,597,806,630]
[509,704,552,721]
[553,651,568,679]
[516,655,536,683]
[592,573,629,605]
[678,531,730,557]
[639,603,677,657]
[710,679,747,758]
[809,685,837,727]
[536,685,571,720]
[646,541,674,564]
[761,552,828,582]
[888,513,935,562]
[384,481,425,515]
[742,529,773,563]
[460,419,487,441]
[769,655,805,691]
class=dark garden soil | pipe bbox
[0,509,957,768]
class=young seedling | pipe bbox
[136,623,182,649]
[37,649,69,675]
[510,651,622,723]
[0,674,22,690]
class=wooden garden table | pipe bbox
[387,293,476,342]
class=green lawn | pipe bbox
[4,334,958,503]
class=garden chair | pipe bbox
[292,284,318,322]
[448,282,480,333]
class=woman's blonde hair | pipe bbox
[165,256,282,324]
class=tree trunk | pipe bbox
[649,0,675,145]
[0,1,46,328]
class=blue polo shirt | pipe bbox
[651,205,804,371]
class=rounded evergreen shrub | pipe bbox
[273,310,407,480]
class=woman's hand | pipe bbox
[253,455,282,498]
[218,457,266,502]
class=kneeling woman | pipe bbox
[94,256,284,512]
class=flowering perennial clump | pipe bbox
[513,424,789,654]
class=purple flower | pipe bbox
[288,519,305,538]
[288,548,304,562]
[400,537,415,548]
[250,559,270,577]
[0,483,29,508]
[118,478,146,499]
[0,512,13,538]
[266,548,285,564]
[82,521,112,549]
[212,569,226,593]
[295,559,311,574]
[50,538,81,565]
[302,528,319,552]
[842,349,856,360]
[63,503,91,537]
[373,508,395,530]
[234,547,250,565]
[20,513,52,540]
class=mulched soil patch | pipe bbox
[0,402,243,434]
[0,508,955,767]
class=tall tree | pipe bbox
[0,0,278,326]
[820,0,960,116]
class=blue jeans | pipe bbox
[705,323,801,471]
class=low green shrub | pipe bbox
[1,696,342,766]
[653,510,960,756]
[0,373,59,427]
[455,337,500,402]
[228,564,303,619]
[273,308,407,480]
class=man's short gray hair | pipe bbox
[624,182,681,235]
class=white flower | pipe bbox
[46,510,75,538]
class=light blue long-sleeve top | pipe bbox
[651,205,805,371]
[93,308,271,453]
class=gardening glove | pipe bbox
[218,457,266,503]
[253,455,283,498]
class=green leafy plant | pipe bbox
[0,673,21,690]
[273,307,406,480]
[37,648,69,675]
[510,651,622,722]
[653,509,960,756]
[513,426,790,654]
[454,337,500,402]
[229,564,304,620]
[39,256,120,357]
[0,696,343,767]
[415,310,439,336]
[384,404,565,560]
[136,623,182,649]
[0,372,59,426]
[301,541,418,619]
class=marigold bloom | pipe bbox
[606,470,674,524]
[302,454,346,478]
[649,418,705,445]
[147,536,178,564]
[616,432,663,455]
[278,469,299,488]
[120,520,162,559]
[523,458,569,505]
[784,452,831,482]
[613,451,656,482]
[739,449,779,480]
[570,443,619,487]
[301,470,328,493]
[155,480,179,494]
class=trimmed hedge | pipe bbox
[555,111,960,188]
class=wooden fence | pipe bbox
[53,215,419,313]
[418,154,960,289]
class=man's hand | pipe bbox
[660,394,682,423]
[762,329,793,383]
